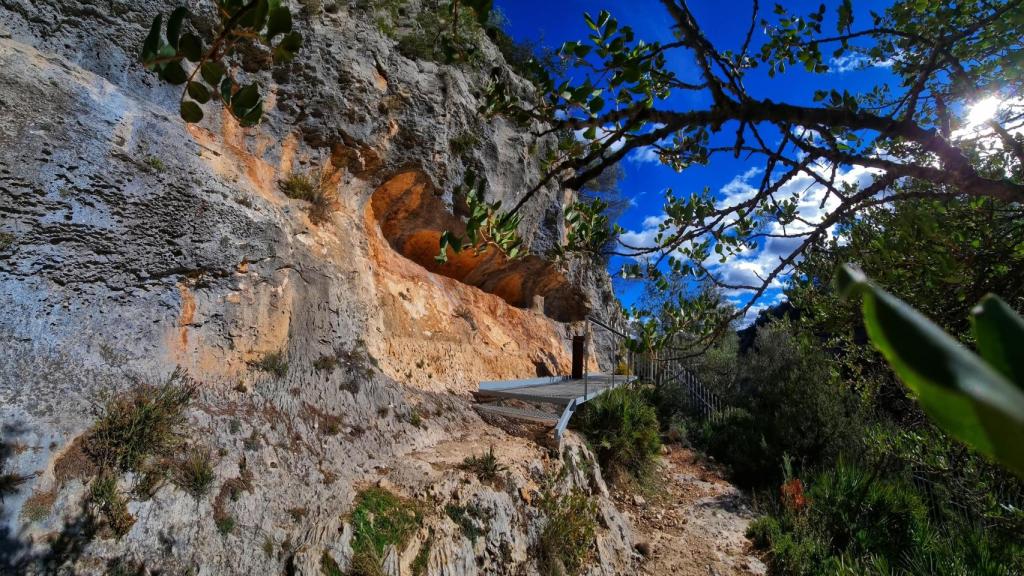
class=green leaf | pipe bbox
[231,83,260,112]
[180,101,204,123]
[178,33,203,62]
[166,7,188,47]
[266,6,293,41]
[141,14,163,64]
[159,61,188,85]
[972,295,1024,387]
[201,61,226,86]
[239,0,270,30]
[187,81,211,104]
[220,76,234,104]
[273,31,303,63]
[837,265,1024,477]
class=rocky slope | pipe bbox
[0,1,632,574]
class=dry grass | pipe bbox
[278,167,339,225]
[21,486,57,522]
[171,446,215,499]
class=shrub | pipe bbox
[574,386,661,482]
[808,461,927,561]
[251,350,288,378]
[85,369,197,474]
[537,488,597,576]
[460,446,506,484]
[349,488,422,575]
[171,446,215,499]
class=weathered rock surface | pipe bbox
[0,0,631,574]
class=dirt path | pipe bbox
[616,446,767,576]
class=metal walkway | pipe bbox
[474,373,633,444]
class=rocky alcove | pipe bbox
[368,170,590,322]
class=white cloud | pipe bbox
[829,52,895,73]
[574,125,625,152]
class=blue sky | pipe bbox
[494,0,897,322]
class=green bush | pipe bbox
[574,386,661,482]
[349,488,422,575]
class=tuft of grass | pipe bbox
[0,232,14,251]
[0,471,31,501]
[21,487,57,522]
[85,369,197,474]
[314,354,338,372]
[89,473,135,538]
[279,169,339,225]
[408,408,424,428]
[251,350,288,378]
[171,446,215,499]
[350,487,423,575]
[228,418,242,435]
[215,515,236,535]
[460,446,506,485]
[263,536,275,558]
[144,156,166,172]
[537,487,597,576]
[449,131,480,155]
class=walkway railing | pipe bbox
[585,316,721,422]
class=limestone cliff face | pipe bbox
[0,1,631,574]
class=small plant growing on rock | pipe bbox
[0,232,15,251]
[445,503,490,544]
[460,446,506,484]
[139,2,303,126]
[172,446,215,499]
[251,350,288,378]
[349,487,423,575]
[89,473,135,538]
[85,369,197,474]
[537,487,597,576]
[279,168,339,225]
[144,156,166,172]
[215,515,236,536]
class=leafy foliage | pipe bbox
[436,170,523,264]
[575,386,661,483]
[838,265,1024,478]
[481,0,1024,345]
[555,198,620,260]
[140,1,303,125]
